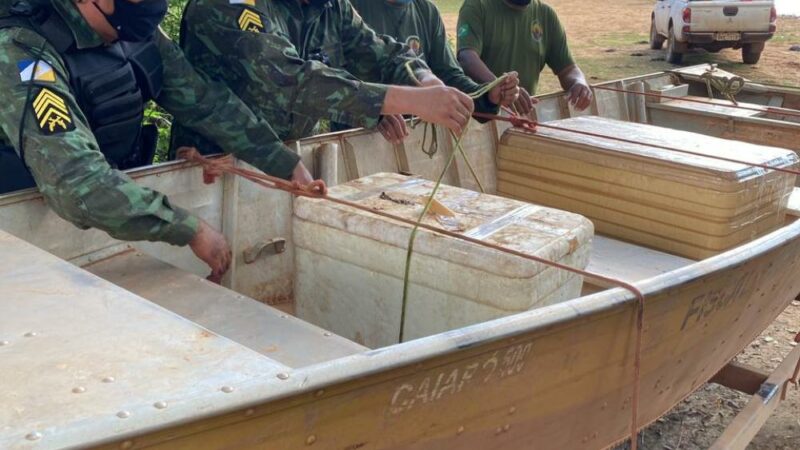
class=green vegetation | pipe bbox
[146,0,186,162]
[431,0,463,15]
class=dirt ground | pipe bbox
[437,1,800,448]
[620,303,800,450]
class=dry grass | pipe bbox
[437,0,800,94]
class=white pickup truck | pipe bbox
[650,0,777,64]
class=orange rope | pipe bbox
[177,147,648,449]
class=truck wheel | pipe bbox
[742,43,763,64]
[666,27,684,65]
[650,18,665,50]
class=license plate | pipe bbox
[716,32,741,41]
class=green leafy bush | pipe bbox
[147,0,187,162]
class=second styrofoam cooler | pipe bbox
[294,173,594,348]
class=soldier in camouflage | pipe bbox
[0,0,320,281]
[173,0,476,150]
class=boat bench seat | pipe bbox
[648,96,767,119]
[584,235,694,292]
[85,250,368,368]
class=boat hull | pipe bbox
[88,222,800,450]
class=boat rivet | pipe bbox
[0,340,9,346]
[24,332,37,337]
[508,406,516,415]
[102,376,115,383]
[456,426,465,435]
[503,424,511,432]
[314,389,325,397]
[495,427,502,435]
[221,386,235,393]
[305,435,317,445]
[245,408,255,416]
[116,411,130,419]
[323,332,332,337]
[277,373,290,380]
[153,401,168,409]
[120,440,134,449]
[25,432,42,441]
[72,386,86,394]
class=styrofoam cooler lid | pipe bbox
[503,116,799,190]
[294,173,594,279]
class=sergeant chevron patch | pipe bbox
[31,88,74,135]
[238,9,264,33]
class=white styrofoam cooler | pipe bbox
[294,173,594,348]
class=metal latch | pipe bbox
[243,238,286,264]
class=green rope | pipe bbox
[700,67,745,105]
[397,64,509,342]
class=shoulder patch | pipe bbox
[31,88,74,135]
[238,8,265,33]
[18,59,56,84]
[457,24,470,39]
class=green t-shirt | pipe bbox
[351,0,497,113]
[457,0,575,93]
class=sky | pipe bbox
[775,0,800,16]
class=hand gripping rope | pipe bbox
[179,80,800,450]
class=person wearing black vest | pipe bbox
[0,0,321,282]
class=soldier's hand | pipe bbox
[513,87,538,116]
[378,115,409,144]
[189,219,232,284]
[291,162,328,195]
[488,72,520,107]
[567,81,593,111]
[415,86,475,135]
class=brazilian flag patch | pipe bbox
[31,87,74,135]
[238,8,264,33]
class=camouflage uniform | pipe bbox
[0,0,299,246]
[351,0,498,114]
[173,0,430,153]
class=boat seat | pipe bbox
[584,235,694,293]
[648,96,767,119]
[85,250,368,368]
[787,188,800,223]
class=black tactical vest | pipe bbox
[0,0,163,194]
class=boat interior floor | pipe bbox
[84,250,368,369]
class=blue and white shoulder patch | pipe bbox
[18,59,56,84]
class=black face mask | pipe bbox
[306,0,330,6]
[507,0,532,6]
[105,0,168,42]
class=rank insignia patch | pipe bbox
[229,0,255,5]
[238,9,264,33]
[31,88,74,135]
[18,59,56,83]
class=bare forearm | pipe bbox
[557,64,587,91]
[458,49,497,84]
